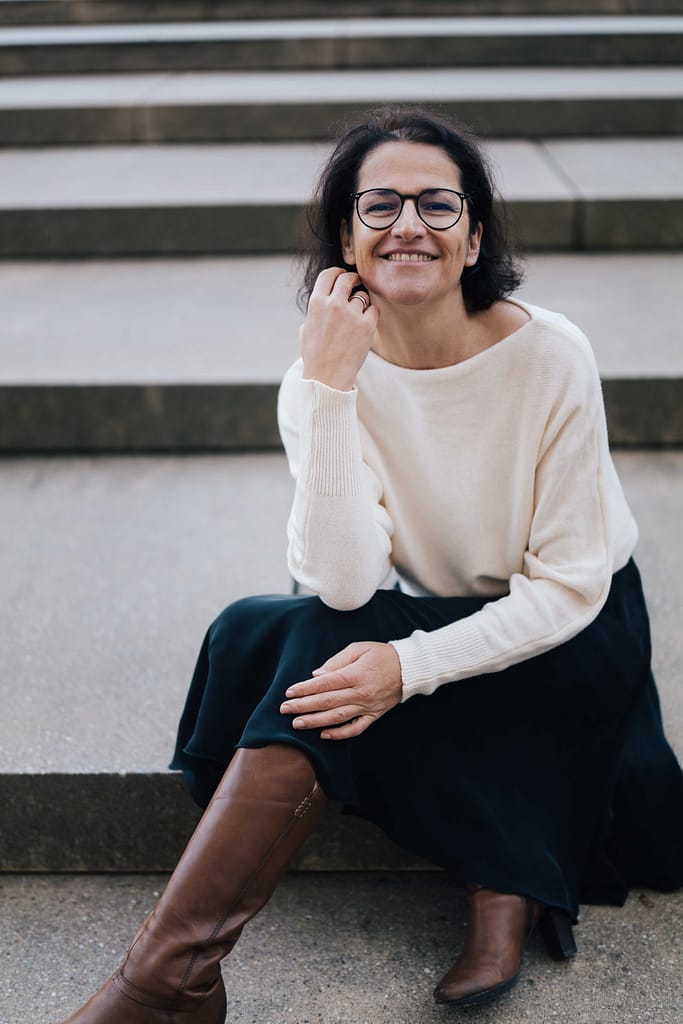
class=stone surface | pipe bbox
[545,136,683,198]
[1,17,682,75]
[0,774,433,872]
[1,254,681,449]
[602,379,683,446]
[1,872,682,1024]
[2,67,681,109]
[0,255,302,384]
[1,138,682,255]
[1,0,680,25]
[2,377,681,455]
[0,139,559,207]
[0,383,282,449]
[2,67,681,143]
[2,253,682,383]
[0,454,293,776]
[0,142,328,206]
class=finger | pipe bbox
[314,266,346,292]
[330,270,362,300]
[313,267,357,299]
[280,687,353,715]
[348,291,370,315]
[285,669,351,697]
[290,706,362,731]
[321,715,374,741]
[312,644,364,676]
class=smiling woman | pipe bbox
[301,108,521,318]
[56,108,683,1024]
[340,143,481,321]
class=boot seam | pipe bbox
[114,970,170,1011]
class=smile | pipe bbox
[383,253,435,262]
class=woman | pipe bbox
[58,108,682,1023]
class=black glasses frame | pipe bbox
[350,188,471,231]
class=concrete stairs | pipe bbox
[2,254,683,451]
[2,0,681,858]
[3,871,683,1024]
[1,3,682,1019]
[1,447,682,872]
[3,68,683,144]
[1,0,681,22]
[1,448,682,1022]
[3,17,683,74]
[2,138,683,258]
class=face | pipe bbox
[340,140,482,309]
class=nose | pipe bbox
[391,198,426,239]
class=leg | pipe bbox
[60,745,327,1023]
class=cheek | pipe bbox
[349,247,375,276]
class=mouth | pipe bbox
[382,252,436,263]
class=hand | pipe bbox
[280,641,402,740]
[300,268,379,391]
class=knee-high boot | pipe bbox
[59,744,327,1024]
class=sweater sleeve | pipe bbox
[391,344,624,700]
[277,362,394,610]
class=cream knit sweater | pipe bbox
[277,301,639,701]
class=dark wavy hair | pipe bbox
[298,107,523,313]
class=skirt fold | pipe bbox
[170,560,683,918]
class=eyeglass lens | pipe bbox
[356,189,464,229]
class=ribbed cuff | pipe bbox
[298,378,364,496]
[390,619,492,701]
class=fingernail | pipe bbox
[285,687,294,696]
[293,718,303,729]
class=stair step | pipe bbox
[1,17,682,75]
[0,450,681,871]
[1,253,682,450]
[1,137,682,258]
[2,67,682,144]
[2,0,680,27]
[5,873,681,1024]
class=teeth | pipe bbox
[386,253,433,262]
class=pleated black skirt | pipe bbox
[170,559,683,921]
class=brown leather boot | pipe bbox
[433,886,544,1007]
[59,744,327,1024]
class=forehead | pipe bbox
[357,140,462,191]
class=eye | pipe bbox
[359,190,401,217]
[420,191,460,215]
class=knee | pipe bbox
[209,593,309,645]
[209,595,270,641]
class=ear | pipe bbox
[340,219,356,266]
[465,220,483,267]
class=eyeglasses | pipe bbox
[350,188,471,231]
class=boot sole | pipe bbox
[434,972,519,1008]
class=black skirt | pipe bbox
[170,559,683,921]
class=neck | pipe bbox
[371,291,477,370]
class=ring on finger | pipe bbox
[349,291,370,312]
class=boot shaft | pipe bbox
[61,745,326,1021]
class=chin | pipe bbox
[375,286,434,307]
